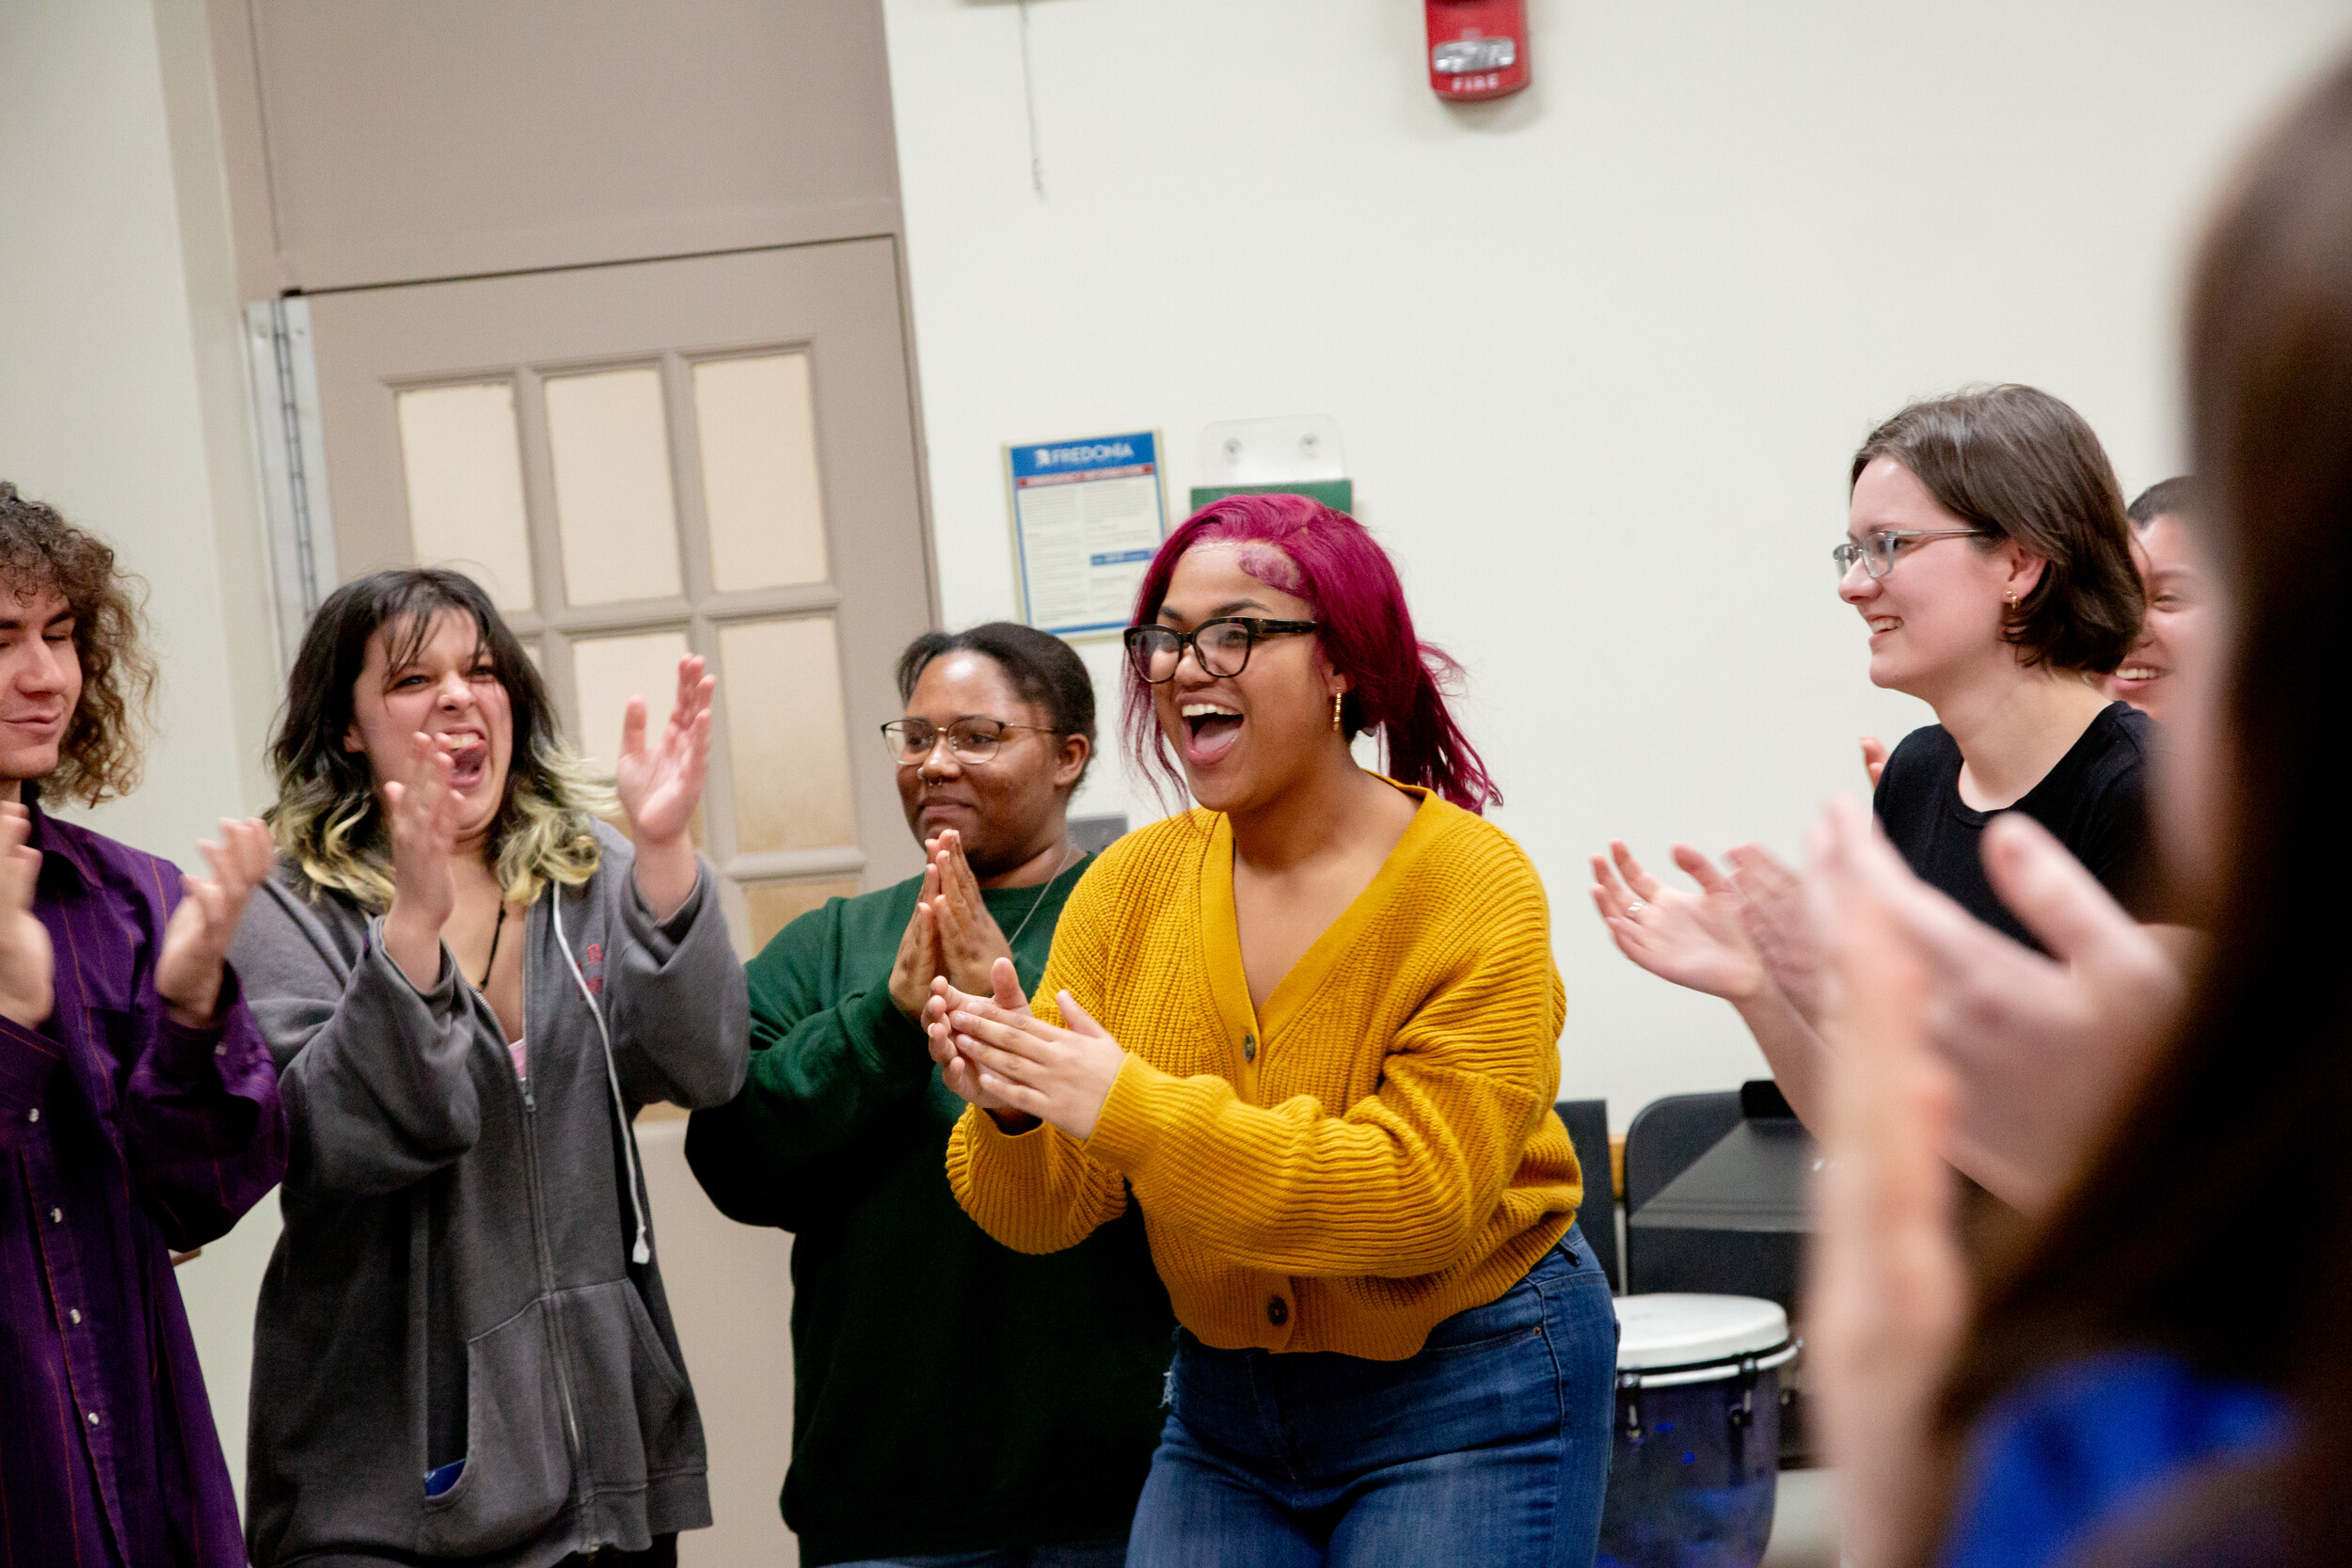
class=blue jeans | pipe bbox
[827,1544,1128,1568]
[1128,1227,1617,1568]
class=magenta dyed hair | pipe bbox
[1124,493,1501,812]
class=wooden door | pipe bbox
[303,240,933,954]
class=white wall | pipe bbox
[0,0,284,1508]
[883,0,2352,1125]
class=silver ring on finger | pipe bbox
[1625,899,1647,915]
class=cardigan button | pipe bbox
[1266,1296,1288,1327]
[1243,1035,1256,1062]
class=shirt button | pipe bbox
[69,1309,82,1324]
[214,1043,228,1057]
[1243,1034,1257,1062]
[86,1412,100,1426]
[49,1209,61,1225]
[26,1108,37,1123]
[1266,1296,1288,1327]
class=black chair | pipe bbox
[1621,1089,1742,1217]
[1552,1098,1618,1292]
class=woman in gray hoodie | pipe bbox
[232,568,749,1568]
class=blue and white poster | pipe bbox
[1006,431,1168,638]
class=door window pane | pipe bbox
[545,367,684,606]
[570,626,689,784]
[694,353,830,591]
[742,878,861,951]
[720,617,855,853]
[396,382,534,611]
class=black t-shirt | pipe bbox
[1872,701,2161,952]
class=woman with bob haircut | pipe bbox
[921,495,1614,1567]
[1593,384,2161,1213]
[1806,50,2352,1568]
[231,568,748,1568]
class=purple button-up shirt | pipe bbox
[0,801,287,1568]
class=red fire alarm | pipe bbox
[1425,0,1530,103]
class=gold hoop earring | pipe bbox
[1331,691,1345,732]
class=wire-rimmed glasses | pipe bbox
[1122,617,1319,685]
[880,718,1059,767]
[1833,529,1997,580]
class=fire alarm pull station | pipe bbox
[1426,0,1529,103]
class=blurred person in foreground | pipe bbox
[1809,51,2352,1568]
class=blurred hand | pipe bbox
[1812,797,2185,1213]
[887,860,946,1021]
[1808,818,1968,1568]
[1862,735,1890,789]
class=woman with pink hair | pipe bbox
[919,495,1614,1567]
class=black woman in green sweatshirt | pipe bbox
[687,624,1173,1568]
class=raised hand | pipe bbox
[1808,812,1968,1568]
[156,818,275,1027]
[383,732,466,990]
[930,958,1124,1140]
[887,859,947,1020]
[1590,841,1768,1002]
[1815,796,2184,1212]
[1861,735,1890,790]
[0,803,55,1028]
[616,655,714,919]
[1727,845,1827,1023]
[924,830,1016,995]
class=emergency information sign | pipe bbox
[1005,430,1170,639]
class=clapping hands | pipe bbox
[155,818,275,1027]
[0,804,53,1027]
[924,958,1125,1140]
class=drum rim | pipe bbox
[1613,1338,1799,1390]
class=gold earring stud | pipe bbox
[1332,691,1345,732]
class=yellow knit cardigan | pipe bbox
[945,785,1582,1361]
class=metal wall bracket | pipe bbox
[244,297,339,673]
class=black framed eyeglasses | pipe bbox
[881,718,1060,766]
[1123,617,1319,685]
[1832,529,1998,580]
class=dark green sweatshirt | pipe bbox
[684,860,1174,1566]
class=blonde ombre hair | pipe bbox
[268,569,614,909]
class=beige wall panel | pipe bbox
[396,381,536,611]
[636,1121,801,1565]
[695,353,831,592]
[234,0,901,291]
[544,367,684,606]
[721,618,857,854]
[742,878,864,952]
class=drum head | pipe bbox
[1615,1293,1788,1372]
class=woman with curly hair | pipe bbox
[0,482,286,1568]
[230,568,748,1568]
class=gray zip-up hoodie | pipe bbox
[232,823,749,1567]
